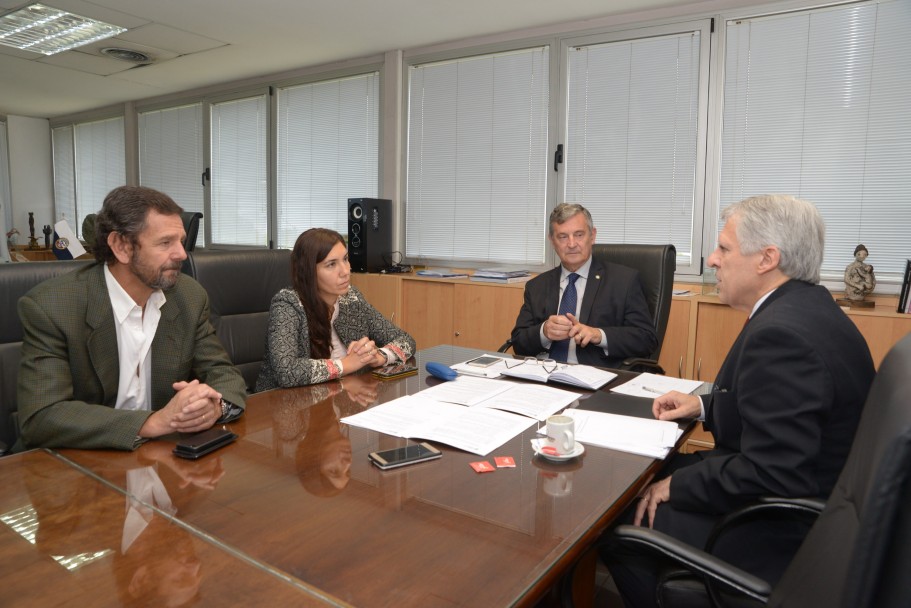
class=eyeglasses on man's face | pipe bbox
[504,357,558,373]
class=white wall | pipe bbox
[7,115,54,245]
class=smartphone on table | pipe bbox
[465,355,502,368]
[369,442,442,470]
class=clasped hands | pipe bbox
[340,336,386,375]
[140,379,224,438]
[634,390,704,528]
[544,313,601,347]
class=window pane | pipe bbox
[406,47,550,264]
[139,103,205,248]
[277,72,379,249]
[721,0,911,278]
[73,117,125,237]
[1,121,13,233]
[52,126,76,230]
[211,94,268,246]
[565,31,701,269]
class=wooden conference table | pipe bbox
[1,345,689,607]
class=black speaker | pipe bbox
[348,198,393,273]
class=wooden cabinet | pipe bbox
[691,302,748,382]
[846,312,911,369]
[399,278,526,351]
[657,298,691,379]
[349,273,402,322]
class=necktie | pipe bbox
[550,272,579,363]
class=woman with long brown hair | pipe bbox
[256,228,414,390]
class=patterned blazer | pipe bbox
[255,286,415,391]
[16,263,247,451]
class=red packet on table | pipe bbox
[470,461,496,473]
[494,456,516,468]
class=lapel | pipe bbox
[151,280,187,407]
[543,267,563,317]
[578,257,604,325]
[84,265,119,404]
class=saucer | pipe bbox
[531,439,585,462]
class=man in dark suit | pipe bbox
[606,194,875,607]
[510,203,656,367]
[16,186,246,451]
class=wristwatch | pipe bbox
[219,398,230,419]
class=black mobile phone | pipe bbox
[368,442,442,470]
[172,428,237,460]
[466,355,502,368]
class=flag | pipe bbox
[52,219,87,260]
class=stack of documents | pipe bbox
[610,372,703,398]
[563,409,683,459]
[341,378,581,456]
[415,268,469,278]
[470,268,532,283]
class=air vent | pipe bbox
[100,47,151,63]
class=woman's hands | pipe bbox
[340,337,387,374]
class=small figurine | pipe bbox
[841,244,876,308]
[42,224,52,249]
[27,212,41,250]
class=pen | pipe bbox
[641,386,666,395]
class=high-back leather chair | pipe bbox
[181,211,203,252]
[591,243,676,365]
[0,260,94,452]
[182,248,291,391]
[606,333,911,608]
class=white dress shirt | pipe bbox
[104,265,166,412]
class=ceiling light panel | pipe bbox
[0,3,125,55]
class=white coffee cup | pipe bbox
[546,414,575,456]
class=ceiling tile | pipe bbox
[38,50,133,76]
[117,23,227,55]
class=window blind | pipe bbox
[276,72,379,249]
[406,46,550,264]
[565,31,701,270]
[52,126,76,231]
[0,122,12,232]
[71,117,125,236]
[210,94,268,246]
[139,103,205,249]
[721,0,911,278]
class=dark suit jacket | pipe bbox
[510,258,657,368]
[671,280,875,514]
[16,263,247,451]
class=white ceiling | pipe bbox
[0,0,704,118]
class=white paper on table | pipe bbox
[341,394,535,456]
[610,372,704,399]
[475,383,580,421]
[563,409,683,459]
[419,376,515,406]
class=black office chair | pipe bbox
[597,333,911,608]
[499,243,676,373]
[182,248,291,391]
[181,211,203,251]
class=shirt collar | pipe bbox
[750,288,777,318]
[104,264,166,323]
[561,256,593,281]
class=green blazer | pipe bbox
[16,263,247,451]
